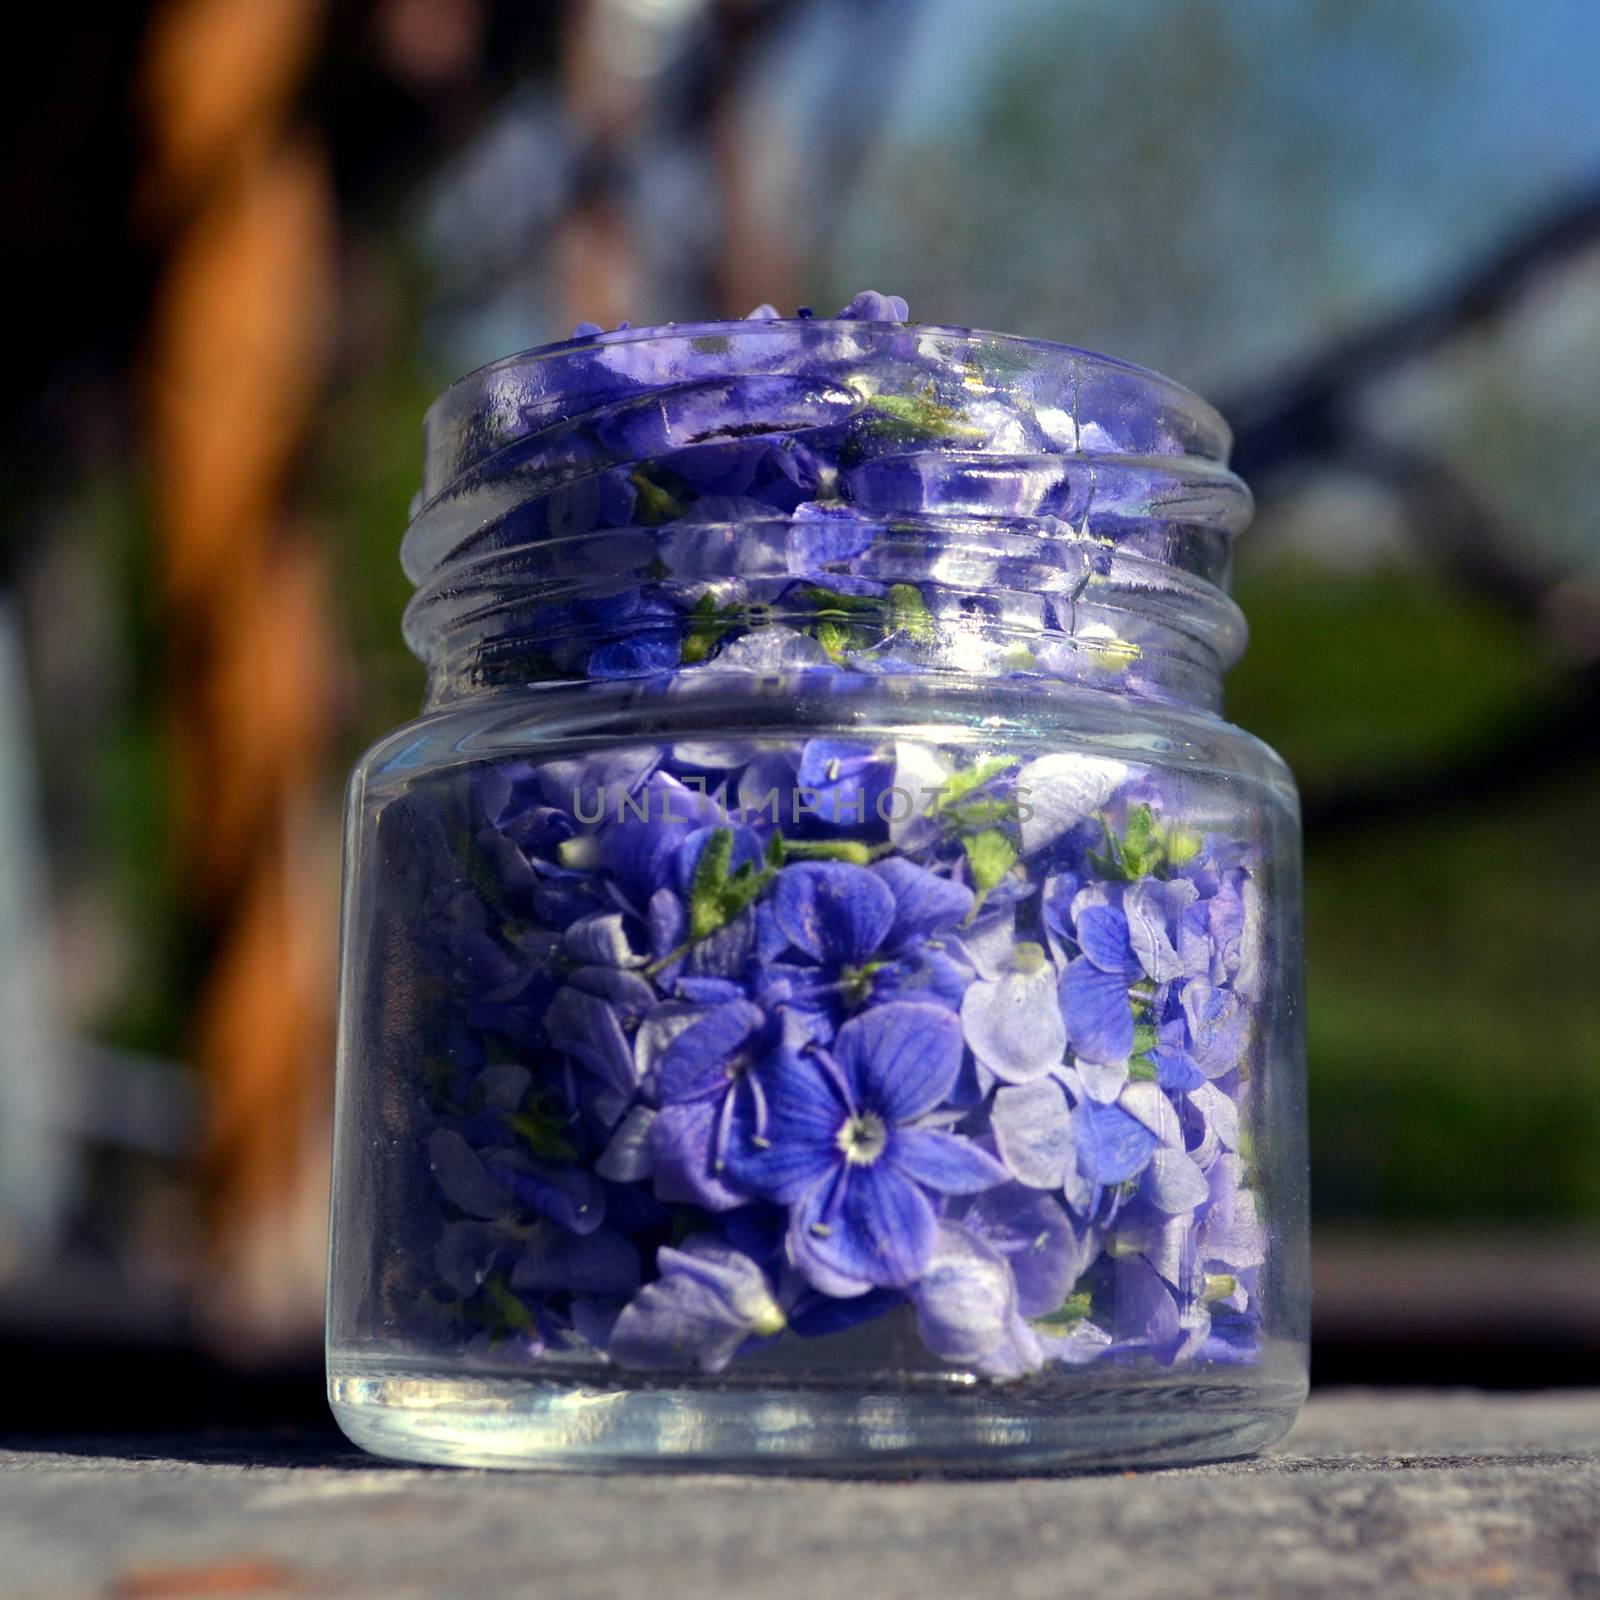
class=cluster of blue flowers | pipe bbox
[414,732,1265,1377]
[380,292,1265,1381]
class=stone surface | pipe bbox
[2,1390,1598,1599]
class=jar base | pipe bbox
[327,1356,1306,1475]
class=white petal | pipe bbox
[1119,1081,1184,1146]
[1189,1081,1240,1151]
[1144,1148,1211,1214]
[1016,753,1127,857]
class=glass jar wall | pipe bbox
[326,299,1308,1472]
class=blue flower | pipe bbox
[913,1222,1026,1367]
[609,1236,787,1372]
[646,998,773,1211]
[835,290,910,323]
[541,966,655,1108]
[726,1001,1006,1294]
[794,738,893,832]
[1123,877,1211,983]
[989,1074,1161,1205]
[774,859,895,965]
[582,589,683,679]
[786,502,876,573]
[960,940,1067,1082]
[913,1184,1095,1379]
[428,1128,606,1237]
[1057,895,1144,1063]
[957,1182,1093,1319]
[597,771,725,896]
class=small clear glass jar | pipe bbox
[326,311,1308,1472]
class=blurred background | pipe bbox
[2,0,1596,1430]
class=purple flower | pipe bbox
[913,1190,1093,1379]
[957,1182,1091,1318]
[597,771,724,895]
[774,858,895,964]
[989,1075,1160,1200]
[1179,979,1251,1079]
[647,998,773,1211]
[761,858,974,1026]
[913,1223,1027,1367]
[429,1128,604,1234]
[582,589,683,679]
[1057,895,1142,1064]
[727,1001,1006,1294]
[960,941,1066,1082]
[835,290,910,323]
[609,1236,787,1372]
[542,966,654,1105]
[787,502,876,572]
[1123,878,1211,983]
[794,738,893,831]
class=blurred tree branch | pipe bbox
[1219,178,1600,834]
[1226,176,1600,481]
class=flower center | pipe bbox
[836,1111,889,1166]
[838,959,886,1008]
[1010,940,1047,976]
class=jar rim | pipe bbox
[403,316,1251,713]
[423,318,1231,459]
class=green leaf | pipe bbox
[1162,823,1205,869]
[687,825,779,941]
[1121,804,1161,877]
[1090,803,1178,881]
[682,591,740,664]
[1030,1287,1094,1334]
[816,618,853,664]
[689,827,736,939]
[629,467,685,526]
[931,755,1015,816]
[482,1272,534,1334]
[943,795,1017,829]
[964,829,1018,903]
[781,837,884,865]
[887,583,936,644]
[864,390,981,441]
[1131,1022,1158,1055]
[804,585,879,614]
[1127,1054,1158,1083]
[510,1089,579,1162]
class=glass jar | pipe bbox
[326,305,1308,1472]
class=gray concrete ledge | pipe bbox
[3,1389,1598,1599]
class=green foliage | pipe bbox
[1306,760,1600,1220]
[510,1088,579,1163]
[863,390,981,441]
[681,591,741,664]
[1229,566,1559,793]
[931,755,1015,815]
[963,828,1018,905]
[887,582,936,643]
[688,826,778,940]
[628,467,685,526]
[1031,1287,1094,1334]
[782,838,886,865]
[480,1273,534,1336]
[804,582,938,661]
